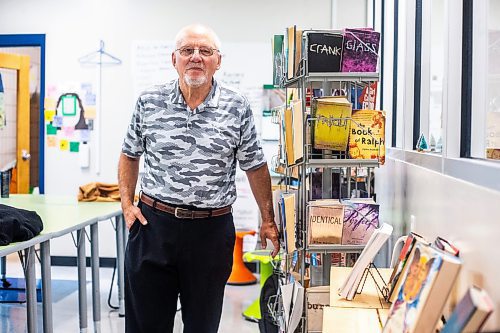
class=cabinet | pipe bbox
[270,30,382,333]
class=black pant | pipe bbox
[125,201,235,333]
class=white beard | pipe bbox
[184,75,207,87]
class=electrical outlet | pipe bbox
[410,215,417,232]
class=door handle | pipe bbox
[22,149,31,161]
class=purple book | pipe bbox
[341,200,380,245]
[341,28,380,72]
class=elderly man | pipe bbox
[118,24,280,333]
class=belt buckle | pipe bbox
[174,207,192,219]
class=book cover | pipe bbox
[388,233,428,303]
[383,244,443,333]
[341,28,380,72]
[341,199,380,245]
[350,82,378,110]
[272,35,284,87]
[383,244,462,333]
[294,29,303,78]
[286,25,296,80]
[284,107,294,165]
[338,223,393,300]
[306,32,343,73]
[312,96,352,151]
[281,193,296,253]
[291,99,304,164]
[441,286,494,333]
[308,201,344,245]
[433,236,460,257]
[348,109,386,164]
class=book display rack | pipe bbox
[268,28,384,332]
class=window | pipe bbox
[486,0,500,160]
[427,0,445,153]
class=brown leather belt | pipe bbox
[140,193,232,219]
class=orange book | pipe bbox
[348,109,386,164]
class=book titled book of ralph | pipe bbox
[348,109,386,164]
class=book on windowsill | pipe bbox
[441,286,494,333]
[387,232,429,303]
[382,243,462,333]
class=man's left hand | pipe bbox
[260,219,280,257]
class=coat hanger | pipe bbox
[78,40,122,66]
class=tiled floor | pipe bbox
[0,255,261,333]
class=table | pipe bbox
[322,266,392,333]
[0,195,125,333]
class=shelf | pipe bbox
[284,72,380,88]
[306,244,365,253]
[307,158,380,168]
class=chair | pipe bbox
[242,250,280,322]
[227,230,257,285]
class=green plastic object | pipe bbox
[416,133,428,151]
[241,250,280,322]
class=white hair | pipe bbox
[174,24,222,50]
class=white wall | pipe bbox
[0,0,368,256]
[376,155,500,330]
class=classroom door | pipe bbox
[0,52,31,193]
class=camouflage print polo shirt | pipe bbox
[122,79,266,208]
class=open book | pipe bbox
[281,281,305,333]
[338,223,393,300]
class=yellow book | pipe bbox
[284,107,294,165]
[281,193,296,253]
[348,109,386,164]
[313,96,352,151]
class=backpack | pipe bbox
[258,273,280,333]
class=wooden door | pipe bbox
[0,52,30,193]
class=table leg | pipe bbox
[25,246,37,333]
[115,214,125,317]
[77,229,88,332]
[41,240,53,333]
[90,223,101,332]
[322,253,331,286]
[1,256,6,281]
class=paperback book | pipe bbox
[312,96,352,151]
[341,199,380,245]
[348,109,386,164]
[383,243,462,333]
[341,28,380,72]
[308,200,344,245]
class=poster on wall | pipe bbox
[44,82,97,163]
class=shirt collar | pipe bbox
[171,78,220,112]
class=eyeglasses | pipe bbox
[176,47,219,57]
